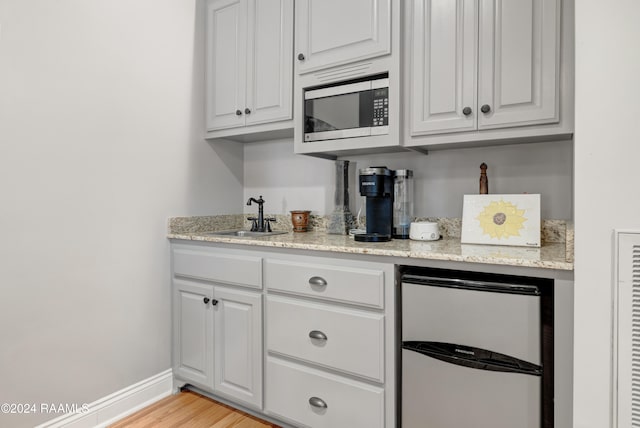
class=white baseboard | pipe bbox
[35,369,173,428]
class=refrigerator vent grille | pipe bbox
[614,232,640,428]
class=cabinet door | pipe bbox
[410,0,477,135]
[206,0,247,131]
[173,281,214,390]
[245,0,293,126]
[478,0,560,129]
[213,286,263,409]
[296,0,391,74]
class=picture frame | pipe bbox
[461,194,541,247]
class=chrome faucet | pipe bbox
[246,195,275,232]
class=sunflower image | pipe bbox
[476,200,527,239]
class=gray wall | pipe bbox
[0,1,242,427]
[244,139,573,220]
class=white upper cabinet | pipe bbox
[206,0,293,138]
[245,0,293,126]
[206,0,246,131]
[410,0,478,134]
[478,0,560,128]
[293,0,402,158]
[295,0,391,74]
[408,0,567,144]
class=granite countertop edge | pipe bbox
[167,231,573,271]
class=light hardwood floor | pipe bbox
[109,390,280,428]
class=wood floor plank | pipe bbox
[179,404,234,428]
[109,391,280,428]
[110,393,201,428]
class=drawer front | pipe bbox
[172,245,262,289]
[267,295,384,382]
[266,357,384,428]
[264,258,384,308]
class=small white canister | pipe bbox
[409,221,440,241]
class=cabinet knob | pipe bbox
[297,53,305,61]
[203,297,210,304]
[235,109,242,116]
[308,276,327,287]
[244,108,251,115]
[309,330,328,341]
[211,299,219,306]
[463,107,472,116]
[480,104,491,113]
[308,397,328,409]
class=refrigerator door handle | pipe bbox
[402,341,542,376]
[401,275,541,296]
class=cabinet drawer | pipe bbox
[267,295,384,382]
[266,357,384,428]
[264,258,384,308]
[172,245,262,289]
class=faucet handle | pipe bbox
[265,217,276,232]
[247,217,258,231]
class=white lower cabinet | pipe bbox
[173,280,215,390]
[264,254,396,427]
[171,242,396,426]
[172,244,263,410]
[266,357,385,428]
[213,286,262,408]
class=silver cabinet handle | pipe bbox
[308,396,327,409]
[309,330,327,341]
[308,276,327,287]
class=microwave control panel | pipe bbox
[372,88,388,127]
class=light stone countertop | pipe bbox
[168,229,573,271]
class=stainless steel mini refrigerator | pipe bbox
[400,267,553,428]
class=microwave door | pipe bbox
[304,81,373,142]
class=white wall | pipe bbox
[573,1,640,427]
[0,1,243,427]
[244,139,334,214]
[245,139,573,220]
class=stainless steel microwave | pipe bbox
[303,75,389,142]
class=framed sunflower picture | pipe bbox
[461,194,541,247]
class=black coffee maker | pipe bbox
[356,166,394,242]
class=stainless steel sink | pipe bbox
[202,230,288,238]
